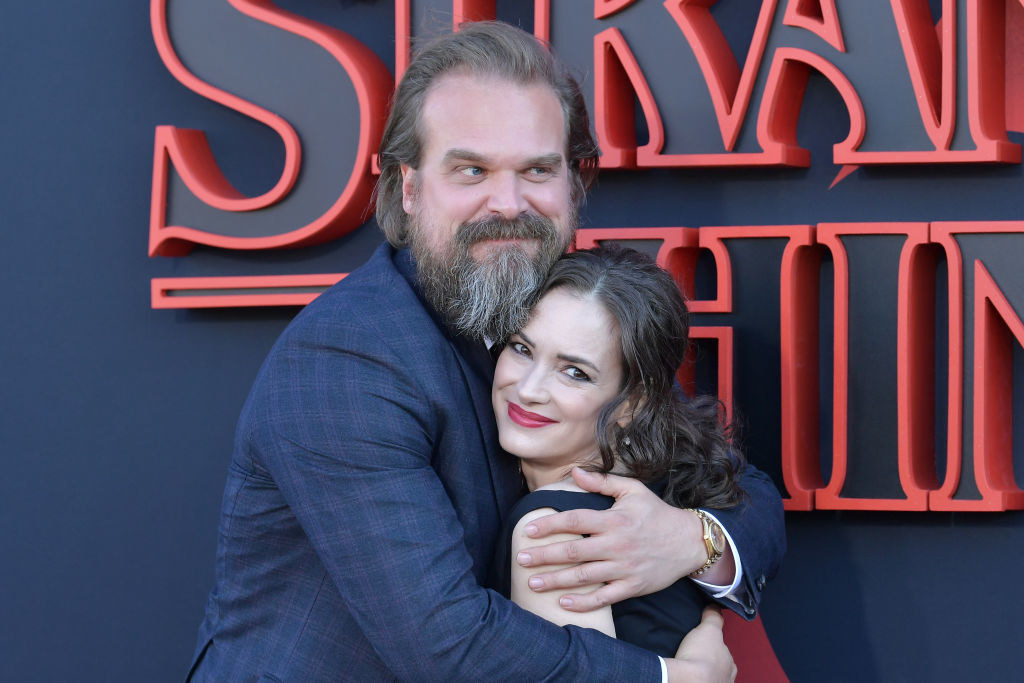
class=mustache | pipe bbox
[456,214,558,246]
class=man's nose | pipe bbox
[486,172,529,219]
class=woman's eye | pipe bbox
[510,341,530,357]
[565,366,591,382]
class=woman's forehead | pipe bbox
[526,290,620,359]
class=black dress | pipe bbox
[489,489,711,657]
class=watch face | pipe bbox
[709,523,727,554]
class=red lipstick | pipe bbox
[507,402,557,428]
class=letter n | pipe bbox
[930,222,1024,510]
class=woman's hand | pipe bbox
[513,467,731,610]
[667,605,737,682]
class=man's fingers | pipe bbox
[523,507,610,539]
[675,603,733,678]
[698,604,725,630]
[522,558,621,591]
[517,534,614,569]
[571,467,645,499]
[555,580,632,613]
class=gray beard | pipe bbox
[411,214,571,342]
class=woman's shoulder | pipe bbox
[509,486,611,552]
[508,484,614,527]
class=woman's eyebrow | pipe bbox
[557,353,598,371]
[518,331,599,371]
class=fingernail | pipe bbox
[517,552,531,566]
[528,577,543,589]
[524,524,538,536]
[559,596,574,608]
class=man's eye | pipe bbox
[459,166,483,177]
[565,366,591,382]
[526,167,551,177]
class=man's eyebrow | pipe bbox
[440,150,565,167]
[525,153,564,167]
[442,148,487,164]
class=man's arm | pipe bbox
[513,465,785,619]
[693,462,787,617]
[249,316,663,681]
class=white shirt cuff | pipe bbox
[659,655,668,682]
[690,509,743,600]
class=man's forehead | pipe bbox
[418,73,567,155]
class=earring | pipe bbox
[623,435,631,446]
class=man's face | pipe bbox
[401,72,577,340]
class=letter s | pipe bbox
[150,0,392,256]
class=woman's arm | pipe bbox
[510,506,616,637]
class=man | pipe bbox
[188,21,784,681]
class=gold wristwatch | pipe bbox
[689,509,726,577]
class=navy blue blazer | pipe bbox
[187,243,784,681]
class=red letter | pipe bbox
[150,0,392,256]
[814,223,937,510]
[931,222,1024,510]
[393,0,496,82]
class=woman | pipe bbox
[489,245,745,656]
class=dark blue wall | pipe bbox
[2,3,308,679]
[3,2,1023,681]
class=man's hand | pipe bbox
[666,605,737,682]
[515,468,724,611]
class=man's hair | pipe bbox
[375,21,599,247]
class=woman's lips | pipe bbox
[507,402,558,428]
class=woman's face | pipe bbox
[491,287,625,476]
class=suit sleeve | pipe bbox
[702,462,786,620]
[244,316,662,681]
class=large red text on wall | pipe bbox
[149,0,1024,511]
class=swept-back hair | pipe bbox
[375,21,599,247]
[538,246,745,509]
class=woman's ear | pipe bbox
[613,392,646,429]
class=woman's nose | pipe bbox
[516,366,549,404]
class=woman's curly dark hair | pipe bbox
[536,245,745,509]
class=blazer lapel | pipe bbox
[392,248,522,522]
[448,334,523,521]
